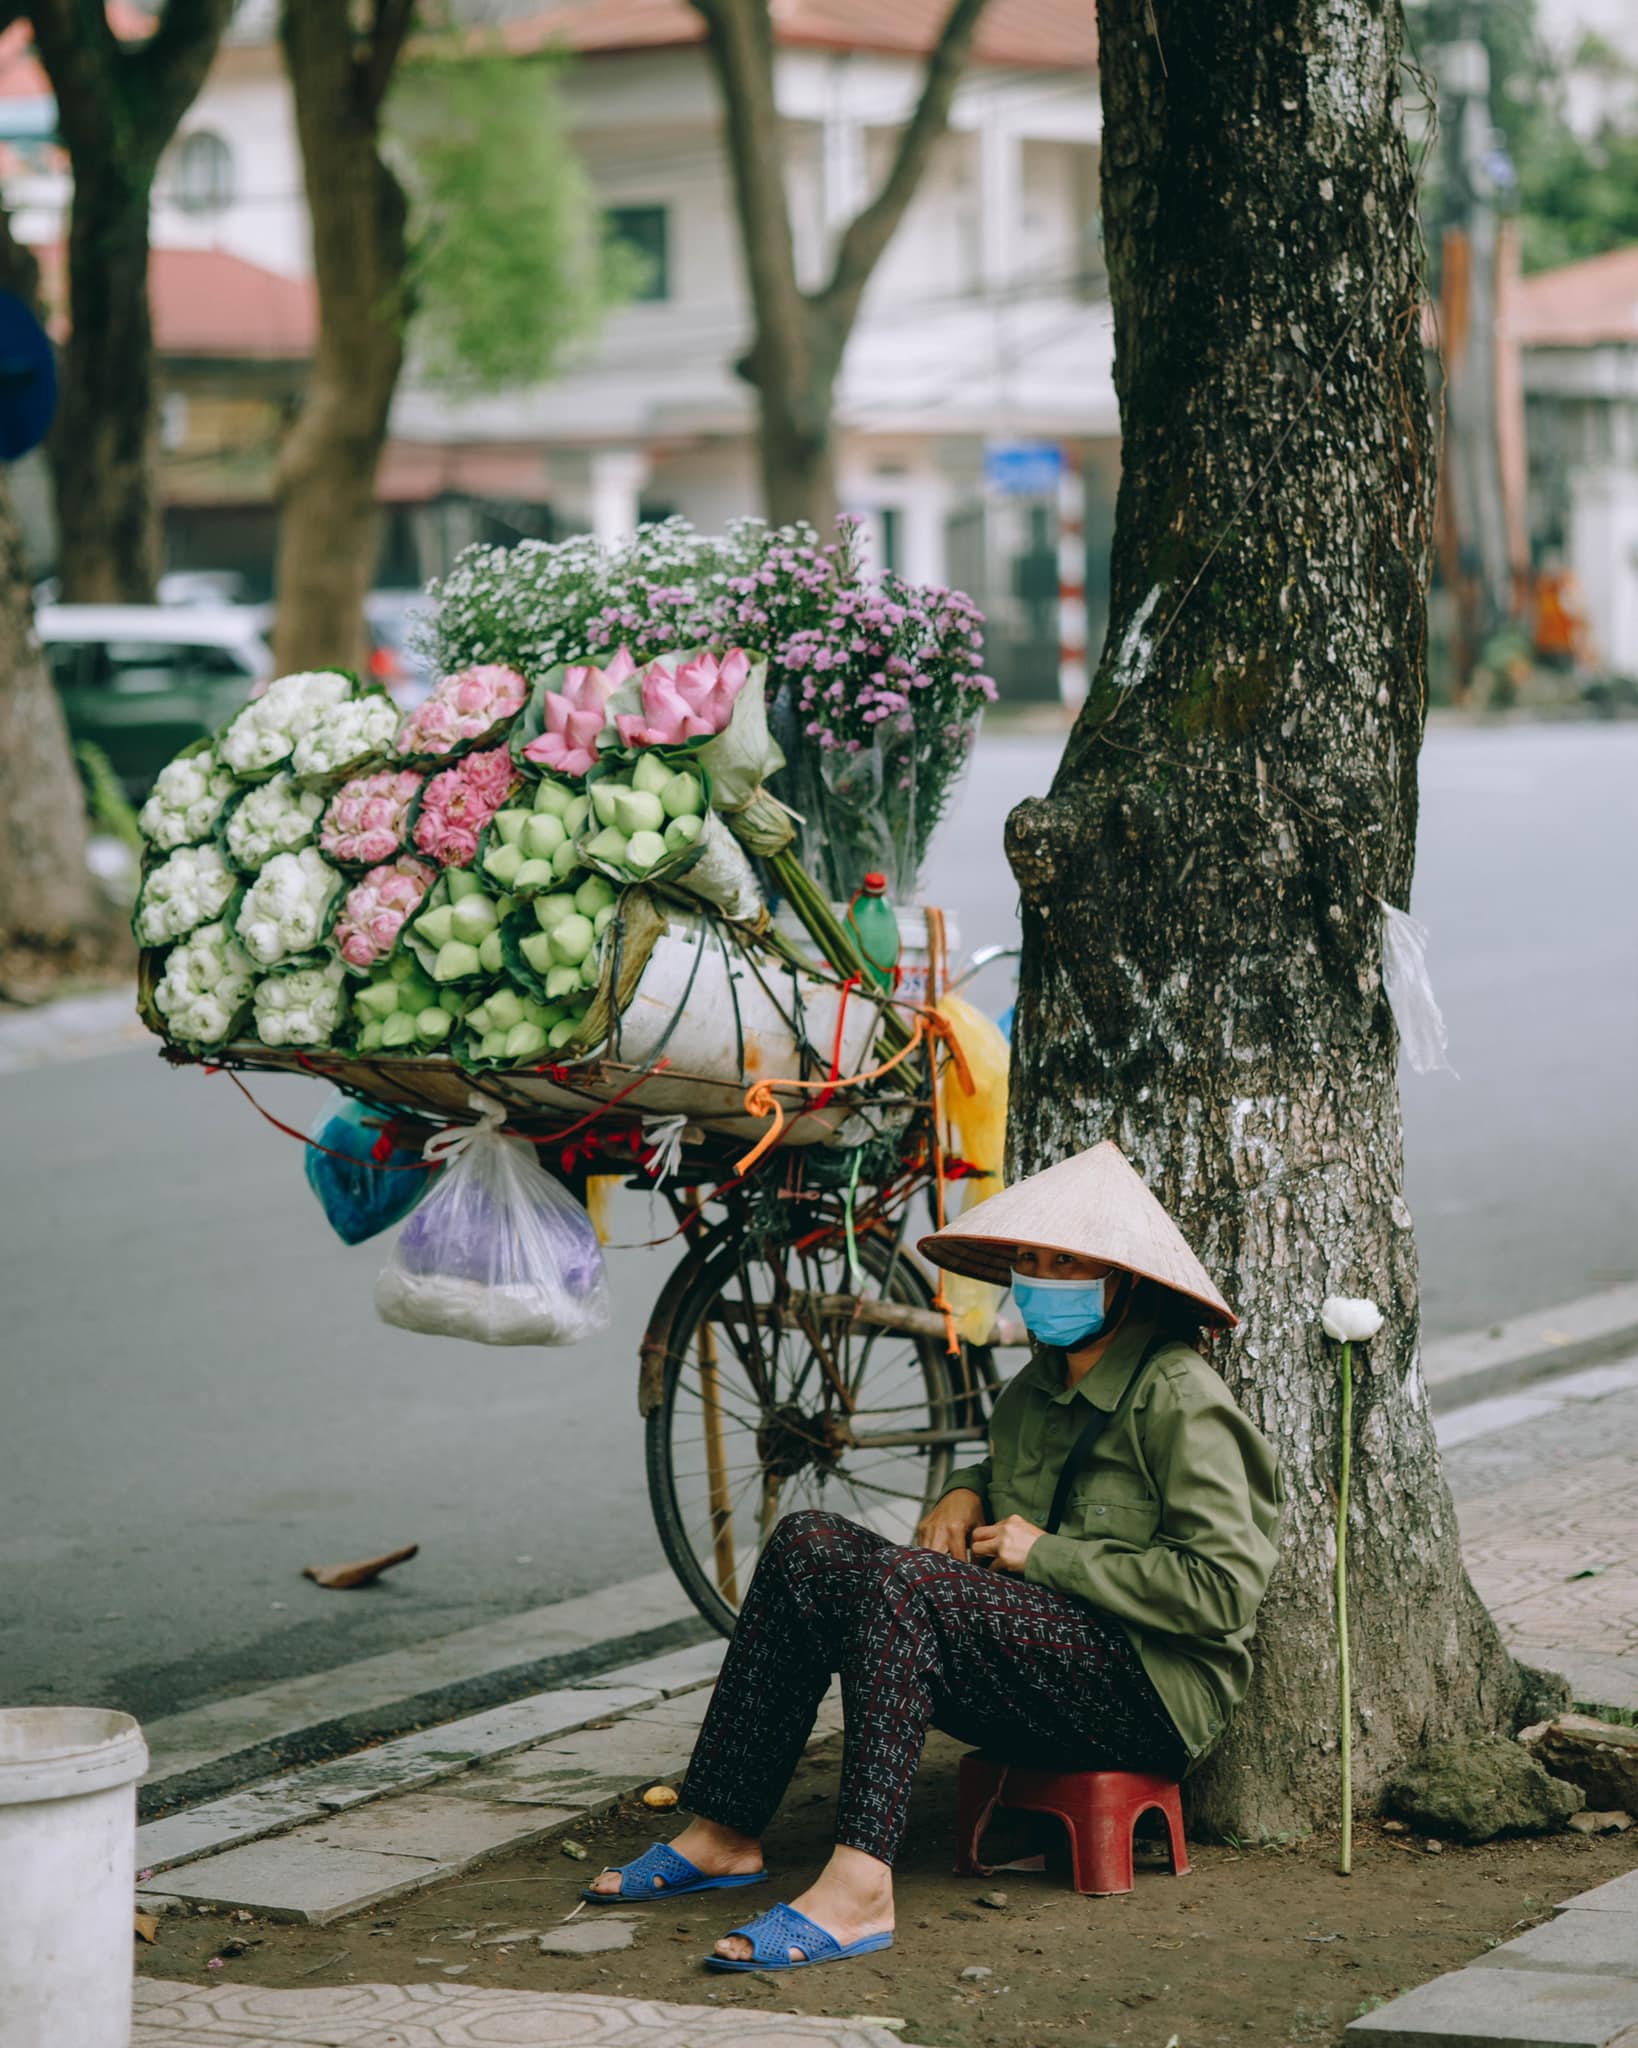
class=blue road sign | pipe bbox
[983,441,1063,496]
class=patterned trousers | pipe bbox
[680,1508,1185,1867]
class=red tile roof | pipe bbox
[1510,244,1638,348]
[37,243,316,358]
[501,0,1096,70]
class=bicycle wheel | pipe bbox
[644,1223,972,1636]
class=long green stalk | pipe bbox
[1337,1338,1354,1876]
[770,848,912,1054]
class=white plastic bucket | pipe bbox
[0,1707,149,2048]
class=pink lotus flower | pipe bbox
[333,857,436,969]
[523,647,635,779]
[397,664,528,758]
[320,767,424,865]
[413,747,521,867]
[615,648,750,749]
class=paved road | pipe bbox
[2,720,1634,1717]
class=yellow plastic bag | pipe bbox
[933,992,1010,1344]
[584,1174,621,1246]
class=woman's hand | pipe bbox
[915,1487,985,1561]
[970,1514,1046,1574]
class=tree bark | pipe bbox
[691,0,988,528]
[0,469,112,987]
[1005,0,1528,1838]
[272,0,412,676]
[27,0,233,601]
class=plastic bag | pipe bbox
[1379,898,1455,1076]
[935,994,1012,1344]
[375,1099,612,1345]
[305,1092,435,1246]
[675,811,764,923]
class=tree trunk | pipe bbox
[53,170,161,601]
[1005,0,1529,1839]
[756,352,841,532]
[272,2,410,676]
[0,471,113,986]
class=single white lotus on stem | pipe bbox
[1321,1292,1380,1877]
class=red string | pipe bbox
[804,973,858,1124]
[208,1067,435,1172]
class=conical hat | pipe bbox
[919,1140,1236,1328]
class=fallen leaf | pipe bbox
[302,1544,419,1590]
[133,1912,159,1945]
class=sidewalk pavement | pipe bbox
[132,1977,921,2047]
[125,1345,1638,2045]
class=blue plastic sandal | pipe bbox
[581,1840,768,1905]
[703,1900,895,1972]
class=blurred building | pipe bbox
[1511,243,1638,675]
[1,0,1110,699]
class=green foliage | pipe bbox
[391,51,631,391]
[1408,0,1638,277]
[74,741,141,852]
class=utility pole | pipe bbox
[1435,22,1515,699]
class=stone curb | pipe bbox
[1424,1282,1638,1415]
[0,983,145,1072]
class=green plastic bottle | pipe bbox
[847,872,902,993]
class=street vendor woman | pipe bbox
[587,1139,1282,1972]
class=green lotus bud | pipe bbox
[663,814,703,852]
[446,870,485,903]
[355,981,400,1022]
[590,781,622,825]
[612,787,665,837]
[505,1020,548,1060]
[632,753,673,797]
[519,930,555,975]
[515,858,557,890]
[480,1028,509,1060]
[416,1006,453,1043]
[585,826,629,866]
[580,952,602,988]
[357,1018,385,1051]
[574,874,617,917]
[478,929,505,975]
[565,795,590,836]
[549,913,595,965]
[548,1015,580,1049]
[450,894,498,944]
[625,829,667,872]
[484,840,525,886]
[551,839,580,878]
[660,770,704,819]
[398,975,438,1013]
[381,1010,418,1048]
[593,904,617,937]
[493,808,531,847]
[433,940,482,981]
[534,778,573,818]
[415,904,455,948]
[534,891,578,931]
[388,951,419,984]
[522,998,554,1028]
[486,988,525,1030]
[522,812,566,860]
[546,964,582,999]
[437,988,467,1015]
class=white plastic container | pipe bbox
[0,1707,148,2048]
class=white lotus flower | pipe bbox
[253,957,348,1047]
[223,773,325,871]
[290,693,399,778]
[152,921,256,1046]
[218,671,354,776]
[235,846,342,966]
[1321,1296,1384,1344]
[138,749,238,849]
[135,844,237,946]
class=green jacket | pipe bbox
[938,1311,1281,1766]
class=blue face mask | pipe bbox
[1012,1274,1110,1350]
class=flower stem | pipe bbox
[770,848,910,1052]
[1337,1336,1353,1876]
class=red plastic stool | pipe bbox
[954,1755,1191,1896]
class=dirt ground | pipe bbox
[138,1730,1638,2047]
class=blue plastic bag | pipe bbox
[305,1091,434,1245]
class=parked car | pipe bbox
[364,589,437,706]
[39,603,273,798]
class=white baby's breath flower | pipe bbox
[1320,1296,1384,1344]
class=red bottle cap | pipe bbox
[862,872,887,894]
